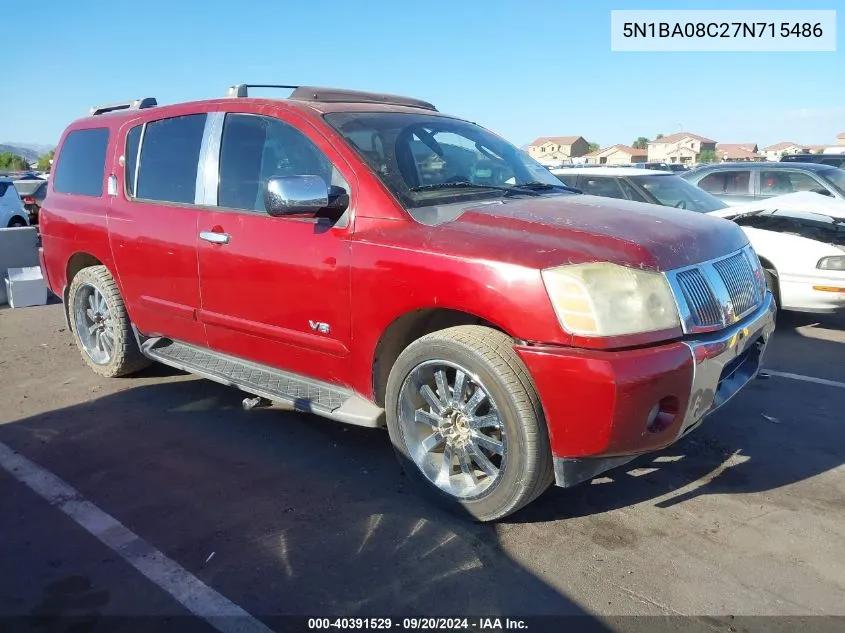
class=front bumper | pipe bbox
[515,293,777,487]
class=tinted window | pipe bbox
[577,176,626,199]
[555,174,578,188]
[136,114,206,204]
[218,113,346,212]
[632,174,726,212]
[52,128,109,196]
[759,170,824,196]
[618,178,649,203]
[125,125,142,196]
[697,170,751,195]
[0,182,8,197]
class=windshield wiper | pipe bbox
[515,181,581,194]
[409,181,579,196]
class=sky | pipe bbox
[0,0,842,151]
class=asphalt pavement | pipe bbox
[1,303,844,632]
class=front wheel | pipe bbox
[385,326,553,521]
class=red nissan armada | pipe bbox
[39,85,776,520]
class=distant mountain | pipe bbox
[0,142,55,163]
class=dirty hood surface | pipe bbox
[432,193,749,272]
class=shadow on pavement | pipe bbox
[0,377,608,627]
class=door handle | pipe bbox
[199,231,230,245]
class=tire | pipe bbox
[67,265,151,377]
[8,216,27,228]
[385,325,553,522]
[764,268,780,309]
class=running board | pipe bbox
[140,337,384,428]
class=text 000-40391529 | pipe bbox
[610,9,836,52]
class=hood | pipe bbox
[717,191,845,220]
[421,194,749,272]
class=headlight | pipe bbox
[817,256,845,271]
[541,262,680,337]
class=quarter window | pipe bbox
[135,114,206,204]
[52,128,110,197]
[217,113,346,213]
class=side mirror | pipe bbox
[264,175,329,216]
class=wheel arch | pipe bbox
[7,215,28,227]
[371,307,514,408]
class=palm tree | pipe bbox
[632,137,649,149]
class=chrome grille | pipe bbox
[668,246,765,334]
[713,252,758,317]
[676,268,722,327]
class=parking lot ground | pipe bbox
[1,303,844,631]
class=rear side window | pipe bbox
[125,125,142,196]
[0,182,8,197]
[52,128,109,197]
[136,114,206,204]
[697,170,750,195]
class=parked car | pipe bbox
[552,168,844,313]
[552,167,726,212]
[40,85,774,521]
[0,177,30,227]
[682,162,845,205]
[13,176,47,224]
[780,154,845,168]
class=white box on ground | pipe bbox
[4,266,48,308]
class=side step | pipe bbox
[141,338,385,428]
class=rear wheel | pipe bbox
[385,325,553,522]
[7,216,26,228]
[68,265,151,377]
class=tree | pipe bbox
[587,142,600,152]
[36,149,55,172]
[0,152,30,171]
[697,149,717,163]
[632,137,649,149]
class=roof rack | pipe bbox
[90,97,158,116]
[226,84,437,111]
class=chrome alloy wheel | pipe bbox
[397,360,506,499]
[73,283,116,365]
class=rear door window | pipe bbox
[52,128,110,197]
[577,176,626,199]
[696,170,751,195]
[135,114,206,204]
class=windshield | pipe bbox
[324,112,569,211]
[630,174,727,212]
[819,167,845,196]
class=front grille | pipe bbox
[669,247,765,333]
[676,268,722,327]
[713,252,758,317]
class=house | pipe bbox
[527,136,590,164]
[762,141,815,161]
[838,133,845,147]
[647,132,717,164]
[583,144,648,165]
[716,143,763,162]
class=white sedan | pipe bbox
[552,167,845,314]
[711,192,845,314]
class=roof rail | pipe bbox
[226,83,437,111]
[89,97,158,116]
[226,84,300,98]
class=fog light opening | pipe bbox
[646,396,680,434]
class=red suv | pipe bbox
[39,85,775,520]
